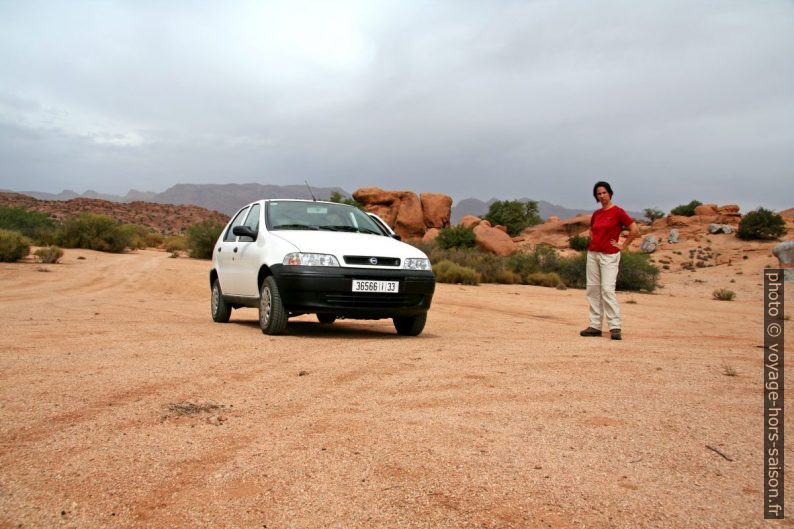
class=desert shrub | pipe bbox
[670,200,702,217]
[0,207,57,244]
[186,220,224,259]
[525,271,564,288]
[329,191,363,210]
[644,208,665,222]
[120,224,162,249]
[0,229,31,262]
[568,234,591,251]
[436,225,476,249]
[737,207,786,240]
[164,235,187,257]
[713,288,736,301]
[483,200,542,236]
[432,260,480,285]
[555,251,588,289]
[34,246,64,264]
[616,251,660,292]
[55,214,131,253]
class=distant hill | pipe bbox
[451,198,628,224]
[5,183,349,216]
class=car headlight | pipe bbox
[283,252,340,267]
[403,258,431,270]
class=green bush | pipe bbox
[737,207,786,240]
[670,200,702,217]
[713,288,736,301]
[329,191,363,210]
[568,234,591,251]
[525,271,564,288]
[186,220,224,259]
[483,200,542,236]
[433,260,480,285]
[120,224,163,250]
[0,229,31,262]
[644,208,665,222]
[34,246,64,264]
[55,214,132,253]
[0,207,57,244]
[616,251,660,292]
[164,235,187,257]
[436,225,476,249]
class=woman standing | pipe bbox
[580,181,639,340]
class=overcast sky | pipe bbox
[1,0,792,211]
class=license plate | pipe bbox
[351,280,399,293]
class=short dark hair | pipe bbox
[593,181,613,201]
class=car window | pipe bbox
[224,207,249,242]
[239,204,260,242]
[267,201,382,234]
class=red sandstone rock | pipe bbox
[460,216,482,229]
[473,224,516,256]
[422,228,440,242]
[420,193,452,228]
[494,225,507,233]
[694,204,718,216]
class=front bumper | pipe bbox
[270,264,435,318]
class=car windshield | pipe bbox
[267,201,383,235]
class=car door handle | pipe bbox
[233,247,238,253]
[217,247,221,252]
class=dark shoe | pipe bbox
[580,327,602,337]
[610,328,622,340]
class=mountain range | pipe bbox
[4,184,642,221]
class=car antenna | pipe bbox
[304,180,317,202]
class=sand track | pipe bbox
[0,248,791,528]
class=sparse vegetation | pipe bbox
[34,246,64,264]
[329,191,363,210]
[55,214,132,253]
[166,401,223,416]
[0,229,31,262]
[713,288,736,301]
[186,220,224,259]
[483,200,542,236]
[0,207,57,244]
[670,200,702,217]
[737,207,786,240]
[568,234,591,251]
[436,225,476,249]
[432,260,480,285]
[722,364,738,377]
[164,235,187,257]
[120,223,164,249]
[644,208,665,222]
[524,271,564,288]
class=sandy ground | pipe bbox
[0,247,792,529]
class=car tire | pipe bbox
[260,276,287,335]
[211,279,232,323]
[393,312,427,336]
[316,314,337,324]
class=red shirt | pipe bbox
[588,206,633,254]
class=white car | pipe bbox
[210,199,435,335]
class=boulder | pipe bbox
[640,235,658,253]
[547,215,560,222]
[393,193,426,240]
[717,204,740,215]
[721,225,733,234]
[494,224,508,233]
[473,224,516,256]
[694,204,718,216]
[353,187,398,206]
[353,187,428,240]
[667,215,695,228]
[460,215,482,229]
[668,229,679,244]
[420,193,452,228]
[519,213,591,249]
[422,227,440,242]
[772,241,794,282]
[708,223,722,234]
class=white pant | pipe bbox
[586,251,621,330]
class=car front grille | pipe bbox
[323,293,424,308]
[343,256,401,267]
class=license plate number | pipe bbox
[351,280,399,293]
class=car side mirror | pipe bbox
[391,234,402,241]
[232,225,258,240]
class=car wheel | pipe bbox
[260,276,287,335]
[316,314,337,324]
[393,312,427,336]
[211,279,232,323]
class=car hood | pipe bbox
[270,230,428,260]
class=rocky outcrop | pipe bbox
[668,229,679,243]
[694,204,718,216]
[773,241,794,282]
[518,213,591,249]
[353,187,452,240]
[422,228,440,242]
[460,215,483,230]
[473,224,516,256]
[640,235,658,253]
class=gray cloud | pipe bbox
[1,0,792,211]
